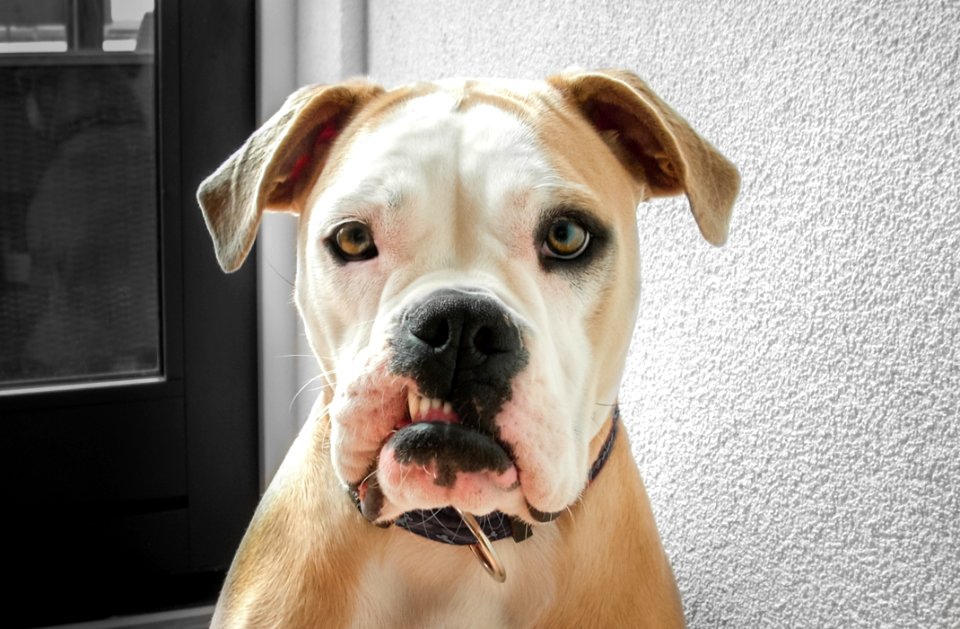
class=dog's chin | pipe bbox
[333,382,578,526]
[352,416,528,525]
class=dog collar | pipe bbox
[394,405,620,546]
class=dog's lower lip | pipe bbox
[389,422,513,483]
[358,476,385,522]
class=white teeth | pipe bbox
[405,391,453,420]
[407,390,418,420]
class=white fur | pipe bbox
[295,85,617,523]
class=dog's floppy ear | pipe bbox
[548,69,739,245]
[197,81,385,272]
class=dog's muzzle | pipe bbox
[389,288,528,433]
[349,288,622,583]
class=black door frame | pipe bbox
[1,1,259,625]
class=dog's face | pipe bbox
[298,81,645,523]
[198,71,738,526]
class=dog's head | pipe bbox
[197,70,738,525]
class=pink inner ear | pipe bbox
[288,153,312,183]
[317,122,339,142]
[287,120,343,185]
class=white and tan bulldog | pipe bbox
[197,69,739,629]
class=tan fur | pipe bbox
[213,412,681,629]
[210,412,367,628]
[197,80,385,272]
[548,70,740,245]
[534,422,685,628]
[198,69,739,628]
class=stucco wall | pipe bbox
[365,1,960,626]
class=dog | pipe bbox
[197,69,739,628]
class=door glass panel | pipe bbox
[0,1,158,390]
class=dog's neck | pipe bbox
[336,409,683,628]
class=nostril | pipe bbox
[412,317,450,349]
[472,325,497,356]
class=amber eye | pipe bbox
[330,222,378,262]
[542,218,590,259]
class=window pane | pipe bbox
[0,1,158,389]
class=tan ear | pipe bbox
[548,70,740,245]
[196,80,385,272]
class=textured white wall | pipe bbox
[366,1,960,627]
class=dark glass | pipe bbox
[0,0,159,389]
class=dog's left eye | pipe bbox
[329,222,378,262]
[542,218,591,260]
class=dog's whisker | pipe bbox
[360,468,378,487]
[398,466,412,490]
[290,374,326,411]
[306,364,340,378]
[264,257,295,287]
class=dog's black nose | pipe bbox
[391,289,527,426]
[406,292,519,370]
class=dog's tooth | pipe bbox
[418,396,431,419]
[407,390,418,420]
[442,401,453,415]
[431,398,442,410]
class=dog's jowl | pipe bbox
[197,69,739,628]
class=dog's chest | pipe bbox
[346,533,556,629]
[346,580,504,629]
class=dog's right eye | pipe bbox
[328,222,378,262]
[543,218,590,260]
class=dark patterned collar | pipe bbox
[394,406,620,546]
